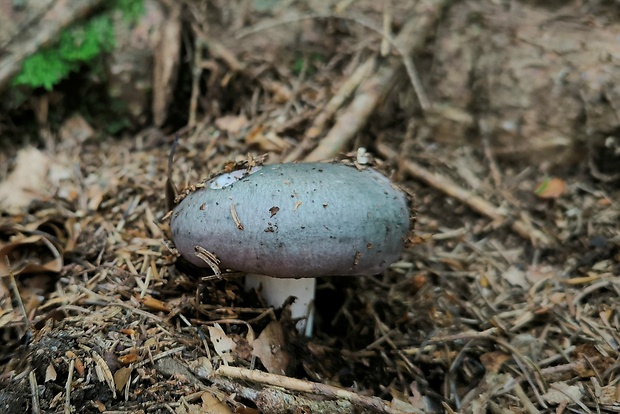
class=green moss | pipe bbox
[11,0,144,91]
[292,52,324,76]
[14,51,76,91]
[116,0,146,23]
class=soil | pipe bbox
[1,1,619,413]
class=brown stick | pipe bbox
[283,57,377,162]
[304,0,447,162]
[0,0,106,92]
[212,365,423,414]
[375,143,552,247]
[305,64,395,162]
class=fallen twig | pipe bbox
[64,358,75,414]
[513,382,541,414]
[305,64,395,161]
[29,370,40,414]
[212,376,356,414]
[304,0,447,161]
[211,365,424,414]
[284,56,377,162]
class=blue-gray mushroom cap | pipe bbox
[170,162,412,278]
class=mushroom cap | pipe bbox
[171,162,411,278]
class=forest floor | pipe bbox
[1,1,619,413]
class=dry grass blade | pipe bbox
[89,349,117,398]
[4,260,31,332]
[195,246,222,278]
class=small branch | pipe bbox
[213,377,355,414]
[64,359,75,414]
[284,56,376,162]
[302,0,447,161]
[29,370,40,414]
[429,328,499,343]
[212,365,423,414]
[305,64,394,162]
[513,383,542,414]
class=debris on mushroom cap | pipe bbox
[172,154,268,206]
[170,161,414,278]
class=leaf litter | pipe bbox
[0,0,620,413]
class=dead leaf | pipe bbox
[80,169,119,211]
[187,357,213,379]
[66,351,85,376]
[201,391,232,414]
[59,114,95,143]
[215,115,249,134]
[468,372,513,414]
[74,356,85,376]
[526,265,556,284]
[510,333,542,361]
[0,309,15,329]
[0,147,51,213]
[479,351,511,373]
[261,80,293,103]
[208,323,236,363]
[118,352,140,365]
[251,321,290,375]
[595,382,620,404]
[408,381,427,410]
[91,350,117,398]
[502,266,528,288]
[542,382,583,405]
[141,296,170,312]
[0,234,63,277]
[535,177,566,199]
[87,184,105,211]
[174,404,202,414]
[45,364,57,382]
[245,125,290,151]
[19,274,54,313]
[389,381,430,412]
[92,401,106,412]
[548,292,566,305]
[479,273,490,288]
[114,366,132,392]
[391,398,423,413]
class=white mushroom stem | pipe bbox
[245,275,316,337]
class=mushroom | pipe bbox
[170,161,413,335]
